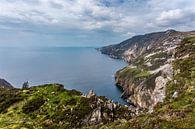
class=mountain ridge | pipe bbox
[98,29,195,62]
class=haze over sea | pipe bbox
[0,47,127,104]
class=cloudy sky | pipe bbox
[0,0,195,47]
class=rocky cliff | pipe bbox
[97,34,195,129]
[99,30,195,112]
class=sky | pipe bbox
[0,0,195,47]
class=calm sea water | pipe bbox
[0,47,127,104]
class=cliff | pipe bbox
[99,30,195,112]
[97,35,195,129]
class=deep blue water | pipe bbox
[0,47,127,104]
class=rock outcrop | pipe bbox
[86,89,96,98]
[0,78,13,89]
[83,91,133,126]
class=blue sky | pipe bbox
[0,0,195,47]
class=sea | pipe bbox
[0,47,128,104]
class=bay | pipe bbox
[0,47,127,104]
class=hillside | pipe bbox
[99,30,195,62]
[0,84,132,129]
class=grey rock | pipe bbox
[0,78,13,89]
[86,90,95,98]
[89,107,102,124]
[172,91,178,98]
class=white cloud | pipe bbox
[0,0,195,37]
[156,9,184,26]
[155,8,195,27]
[0,0,140,34]
[157,9,183,21]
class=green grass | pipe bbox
[135,70,151,78]
[176,37,195,57]
[118,67,151,79]
[0,84,132,129]
[0,84,89,128]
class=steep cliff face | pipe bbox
[99,30,195,111]
[115,64,173,112]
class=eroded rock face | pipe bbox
[149,76,168,112]
[115,70,163,110]
[115,56,174,111]
[89,106,102,124]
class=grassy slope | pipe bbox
[0,84,131,129]
[100,37,195,129]
[118,67,151,79]
[0,84,88,129]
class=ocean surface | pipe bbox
[0,47,128,104]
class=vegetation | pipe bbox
[118,67,151,79]
[0,84,131,129]
[0,84,91,128]
[176,37,195,57]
